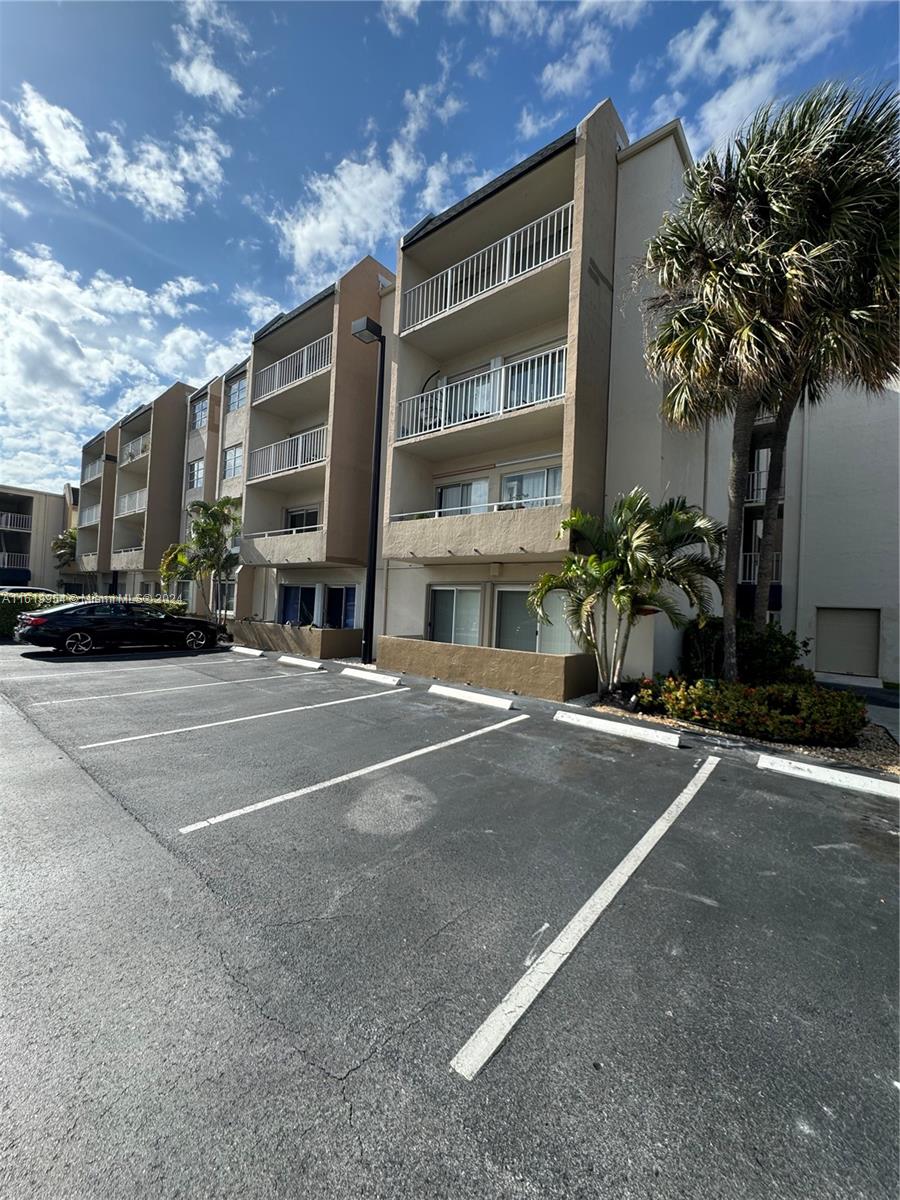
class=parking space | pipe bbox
[1,641,897,1199]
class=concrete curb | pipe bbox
[278,655,325,671]
[428,684,514,711]
[230,645,264,658]
[341,667,402,688]
[757,753,900,800]
[553,709,682,748]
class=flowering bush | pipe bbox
[0,593,186,638]
[637,676,866,746]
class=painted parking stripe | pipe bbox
[1,658,267,684]
[450,756,721,1082]
[78,686,410,749]
[28,671,318,706]
[554,709,681,748]
[180,713,530,834]
[757,753,900,800]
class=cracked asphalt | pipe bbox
[0,643,897,1199]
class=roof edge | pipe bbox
[252,283,336,344]
[618,118,693,170]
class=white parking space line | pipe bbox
[449,756,721,1082]
[79,686,411,750]
[0,658,267,684]
[28,671,318,706]
[180,713,530,834]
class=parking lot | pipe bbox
[1,641,897,1199]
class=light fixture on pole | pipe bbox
[351,315,386,665]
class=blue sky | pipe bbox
[1,0,896,491]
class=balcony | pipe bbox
[253,333,333,405]
[384,494,564,563]
[82,458,104,483]
[0,511,31,532]
[741,552,782,584]
[0,552,29,569]
[391,494,562,521]
[247,426,327,482]
[79,503,102,527]
[397,346,567,444]
[120,432,151,465]
[401,203,574,332]
[241,525,327,567]
[116,488,147,517]
[746,468,785,503]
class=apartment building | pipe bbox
[0,484,68,590]
[75,382,191,595]
[177,358,250,614]
[233,256,394,659]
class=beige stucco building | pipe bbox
[0,484,69,590]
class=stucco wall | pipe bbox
[228,619,362,659]
[376,634,596,702]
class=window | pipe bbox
[213,579,236,616]
[494,588,578,655]
[187,458,205,490]
[222,444,243,479]
[280,585,317,625]
[173,580,192,605]
[435,478,489,516]
[189,396,208,430]
[429,587,480,646]
[499,465,562,510]
[325,585,356,629]
[285,506,320,531]
[226,376,247,412]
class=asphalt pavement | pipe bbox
[1,643,897,1199]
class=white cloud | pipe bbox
[381,0,421,36]
[14,83,99,196]
[0,114,33,178]
[540,23,610,97]
[467,47,497,79]
[684,62,782,154]
[2,85,231,221]
[233,286,281,326]
[0,190,29,218]
[168,0,248,113]
[517,105,562,142]
[268,53,468,290]
[667,10,720,86]
[642,90,686,135]
[0,243,249,491]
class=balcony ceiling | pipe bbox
[245,461,327,494]
[401,256,570,361]
[255,302,334,363]
[252,370,331,418]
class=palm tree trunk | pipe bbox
[613,619,634,685]
[723,396,758,681]
[752,393,799,629]
[609,612,624,691]
[595,603,610,694]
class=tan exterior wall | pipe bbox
[376,634,596,702]
[227,619,361,659]
[0,485,66,589]
[144,382,191,570]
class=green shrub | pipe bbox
[0,593,186,638]
[680,616,813,685]
[642,676,867,746]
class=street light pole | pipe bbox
[351,316,386,665]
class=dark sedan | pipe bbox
[13,601,226,655]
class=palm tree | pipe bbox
[528,489,724,696]
[160,497,241,623]
[51,527,77,569]
[643,83,898,676]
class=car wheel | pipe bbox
[64,630,93,656]
[185,628,208,650]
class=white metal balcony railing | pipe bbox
[401,202,574,331]
[247,425,327,481]
[391,494,563,522]
[120,432,151,464]
[741,551,782,585]
[0,511,31,532]
[79,503,102,526]
[82,458,104,483]
[396,345,567,441]
[253,332,333,404]
[746,468,785,503]
[242,525,324,539]
[0,552,29,569]
[115,488,148,517]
